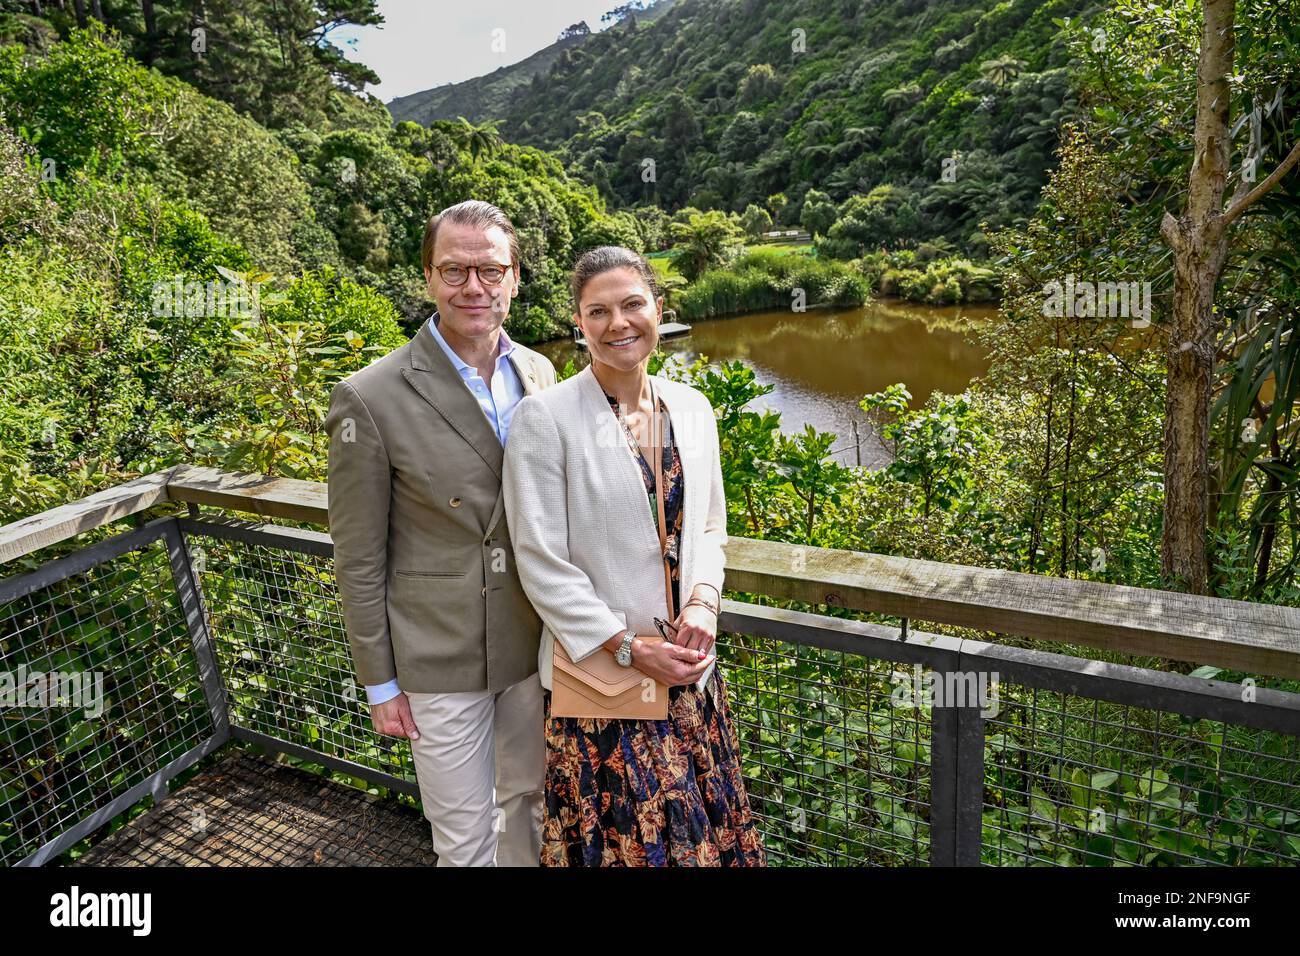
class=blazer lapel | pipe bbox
[508,351,541,396]
[401,316,504,480]
[485,345,541,538]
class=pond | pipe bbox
[534,299,996,467]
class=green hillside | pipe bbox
[387,0,680,127]
[410,0,1093,251]
[386,33,589,128]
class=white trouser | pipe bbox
[404,671,544,866]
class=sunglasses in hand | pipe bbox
[653,617,679,642]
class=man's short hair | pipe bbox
[420,200,521,276]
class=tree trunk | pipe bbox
[1161,242,1223,593]
[1159,0,1300,594]
[1159,0,1235,594]
[72,0,87,28]
[190,1,206,62]
[141,0,159,66]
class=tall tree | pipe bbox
[1159,0,1300,592]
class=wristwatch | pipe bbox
[614,629,637,667]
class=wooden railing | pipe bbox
[3,464,1299,679]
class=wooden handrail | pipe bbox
[2,466,1299,678]
[166,465,331,524]
[0,468,178,564]
[722,537,1300,680]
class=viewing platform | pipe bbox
[2,466,1298,867]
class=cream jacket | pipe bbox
[502,364,728,697]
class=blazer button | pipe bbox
[449,496,462,508]
[481,586,487,596]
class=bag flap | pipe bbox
[553,637,663,694]
[554,670,657,710]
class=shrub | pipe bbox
[673,250,869,320]
[261,268,407,353]
[854,252,999,304]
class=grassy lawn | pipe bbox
[745,242,815,256]
[648,240,816,284]
[648,254,678,285]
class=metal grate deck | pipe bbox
[70,748,436,867]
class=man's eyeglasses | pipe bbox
[434,262,511,286]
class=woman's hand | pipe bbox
[632,637,713,687]
[671,603,717,653]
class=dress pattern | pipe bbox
[538,388,767,867]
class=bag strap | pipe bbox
[650,379,675,622]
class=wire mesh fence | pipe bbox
[0,523,218,867]
[981,684,1300,865]
[3,514,1300,866]
[720,632,930,865]
[183,520,418,791]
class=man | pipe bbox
[325,200,556,866]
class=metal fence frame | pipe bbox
[4,515,1300,866]
[179,516,423,800]
[727,600,1300,864]
[1,519,229,866]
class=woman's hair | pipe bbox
[571,245,660,308]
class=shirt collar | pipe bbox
[428,312,515,373]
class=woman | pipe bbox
[503,246,766,867]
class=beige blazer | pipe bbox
[325,316,557,694]
[502,364,728,697]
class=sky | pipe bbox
[331,0,640,103]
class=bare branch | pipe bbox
[1221,139,1300,229]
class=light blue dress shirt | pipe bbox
[364,316,527,707]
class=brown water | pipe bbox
[535,299,996,467]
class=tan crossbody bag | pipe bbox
[551,381,673,720]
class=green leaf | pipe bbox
[1030,787,1057,823]
[1137,768,1170,797]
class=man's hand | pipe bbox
[370,692,420,740]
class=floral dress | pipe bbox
[538,389,767,867]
